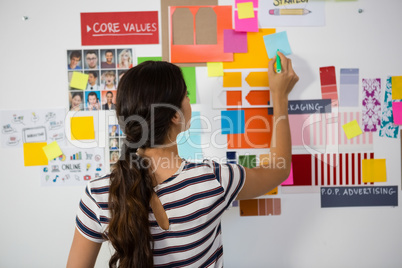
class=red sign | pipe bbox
[81,11,159,46]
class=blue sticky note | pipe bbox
[263,31,292,59]
[188,111,202,134]
[177,132,203,160]
[221,110,245,134]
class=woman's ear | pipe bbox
[171,111,181,125]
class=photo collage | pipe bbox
[108,123,125,171]
[67,48,134,111]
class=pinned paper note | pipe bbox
[234,10,258,32]
[23,142,48,166]
[181,67,196,104]
[237,2,255,19]
[223,30,247,53]
[207,62,224,77]
[71,116,95,140]
[392,76,402,100]
[70,72,89,90]
[342,120,363,139]
[263,31,292,59]
[362,159,387,183]
[42,141,63,160]
[392,102,402,125]
[221,110,245,134]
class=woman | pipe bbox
[69,92,83,111]
[67,54,298,267]
[117,49,133,69]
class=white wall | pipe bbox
[0,0,401,267]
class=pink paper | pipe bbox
[234,10,258,32]
[281,164,294,185]
[362,78,381,131]
[235,0,259,8]
[289,114,311,146]
[223,29,247,53]
[392,102,402,125]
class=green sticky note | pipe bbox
[207,62,224,77]
[23,142,48,166]
[342,120,363,139]
[137,57,162,65]
[71,116,95,140]
[181,67,196,104]
[239,155,257,168]
[42,141,63,160]
[237,2,255,19]
[70,72,89,90]
[362,159,387,183]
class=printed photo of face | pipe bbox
[105,51,113,64]
[69,92,83,111]
[85,50,99,69]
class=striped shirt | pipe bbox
[75,159,245,267]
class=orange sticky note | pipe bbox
[362,159,387,183]
[42,141,63,160]
[237,2,255,19]
[23,142,48,166]
[70,72,89,90]
[71,116,95,140]
[342,120,362,139]
[207,62,224,77]
[223,72,242,87]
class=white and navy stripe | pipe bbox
[75,160,245,267]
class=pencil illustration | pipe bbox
[269,8,311,15]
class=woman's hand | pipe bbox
[268,51,299,100]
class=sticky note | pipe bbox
[221,110,245,134]
[223,30,247,53]
[23,142,48,166]
[177,133,203,160]
[265,187,278,195]
[70,72,89,90]
[237,2,255,19]
[392,76,402,100]
[342,120,363,139]
[42,141,63,160]
[234,10,258,32]
[71,116,95,140]
[236,0,259,8]
[223,72,242,87]
[239,154,256,168]
[181,67,196,104]
[207,62,224,77]
[281,164,294,185]
[362,159,387,183]
[137,56,162,64]
[392,102,402,125]
[263,31,292,59]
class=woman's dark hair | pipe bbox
[107,61,187,268]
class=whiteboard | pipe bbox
[0,0,401,267]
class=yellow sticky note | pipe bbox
[237,2,255,19]
[207,62,224,77]
[23,142,48,166]
[362,159,387,183]
[260,153,270,165]
[265,187,278,195]
[392,76,402,100]
[70,72,89,90]
[42,141,63,160]
[342,120,362,139]
[71,116,95,140]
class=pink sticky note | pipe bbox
[392,102,402,125]
[236,0,259,8]
[224,29,248,53]
[281,164,294,185]
[234,10,258,32]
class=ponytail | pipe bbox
[107,144,154,268]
